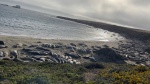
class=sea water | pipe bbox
[0,5,124,41]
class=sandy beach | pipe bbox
[0,34,127,64]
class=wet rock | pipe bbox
[65,53,80,59]
[0,41,5,45]
[145,47,150,54]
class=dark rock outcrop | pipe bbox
[94,48,125,63]
[145,47,150,54]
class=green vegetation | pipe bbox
[0,61,150,84]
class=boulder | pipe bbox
[145,47,150,54]
[93,48,125,63]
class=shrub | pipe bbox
[134,66,148,72]
[84,63,104,69]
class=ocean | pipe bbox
[0,5,124,42]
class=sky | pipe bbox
[0,0,150,30]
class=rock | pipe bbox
[65,53,81,59]
[94,48,125,63]
[0,41,4,45]
[145,47,150,54]
[12,5,21,9]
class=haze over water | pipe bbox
[0,5,124,41]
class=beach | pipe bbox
[0,35,125,64]
[0,4,150,65]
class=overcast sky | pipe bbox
[0,0,150,30]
